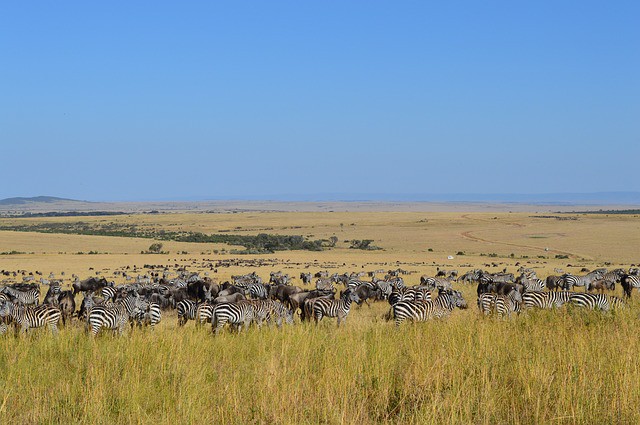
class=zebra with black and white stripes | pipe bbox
[517,273,546,292]
[101,286,117,302]
[1,286,40,306]
[522,291,572,309]
[87,294,143,336]
[311,289,360,326]
[561,271,605,292]
[176,299,197,326]
[0,301,61,334]
[477,292,496,316]
[477,289,522,317]
[372,279,393,299]
[569,293,624,311]
[392,290,467,326]
[132,300,161,329]
[211,301,256,334]
[494,290,522,318]
[245,283,268,300]
[196,302,215,326]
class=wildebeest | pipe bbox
[72,277,112,295]
[57,290,76,325]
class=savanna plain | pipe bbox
[1,209,640,424]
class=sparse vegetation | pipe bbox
[349,239,382,250]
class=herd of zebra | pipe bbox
[0,265,639,336]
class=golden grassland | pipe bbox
[0,211,639,424]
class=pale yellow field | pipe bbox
[0,211,638,283]
[0,211,639,424]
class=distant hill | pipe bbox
[0,196,87,206]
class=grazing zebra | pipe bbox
[522,291,572,309]
[311,289,360,326]
[196,302,215,326]
[316,278,336,292]
[372,279,393,299]
[421,276,454,291]
[211,301,255,334]
[132,301,161,329]
[478,290,522,317]
[392,290,467,326]
[494,290,522,318]
[621,274,640,298]
[388,286,432,306]
[561,271,604,291]
[477,292,496,316]
[459,269,482,284]
[87,294,143,336]
[0,301,62,334]
[245,283,268,300]
[517,273,546,292]
[1,286,40,306]
[264,299,293,327]
[176,299,197,326]
[569,293,624,312]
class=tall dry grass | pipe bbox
[1,295,639,424]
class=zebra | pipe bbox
[211,301,256,334]
[1,286,40,306]
[316,278,336,292]
[264,299,293,327]
[459,269,482,284]
[517,272,545,292]
[245,283,268,300]
[87,294,144,336]
[561,271,605,291]
[176,299,197,326]
[311,289,360,326]
[494,290,522,318]
[522,291,572,309]
[196,302,215,326]
[132,301,161,329]
[477,293,497,316]
[477,289,522,317]
[372,279,393,299]
[392,290,467,326]
[569,293,624,312]
[0,301,62,334]
[101,286,117,302]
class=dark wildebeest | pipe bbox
[43,284,62,306]
[187,280,215,303]
[545,275,566,291]
[351,285,381,308]
[57,290,76,325]
[72,277,112,295]
[269,284,303,304]
[213,293,246,304]
[291,290,335,320]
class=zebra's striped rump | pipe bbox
[0,301,61,334]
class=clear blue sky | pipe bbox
[1,1,638,201]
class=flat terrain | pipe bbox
[0,208,639,423]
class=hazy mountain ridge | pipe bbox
[0,196,87,205]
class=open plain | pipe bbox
[1,206,640,424]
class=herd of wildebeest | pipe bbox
[1,264,639,336]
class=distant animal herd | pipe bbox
[1,265,639,336]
